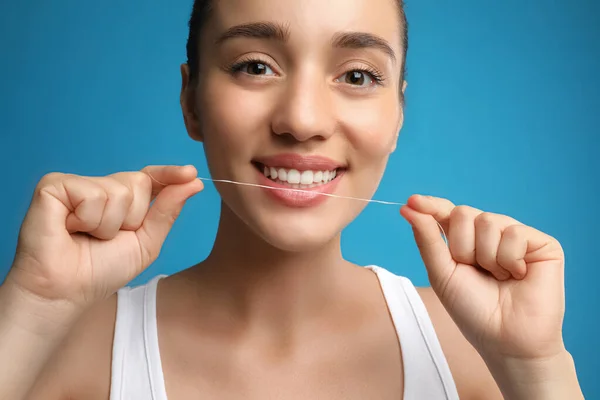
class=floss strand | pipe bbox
[147,173,448,244]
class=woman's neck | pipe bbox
[190,204,356,335]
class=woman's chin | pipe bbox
[253,217,342,253]
[222,196,356,253]
[262,232,339,253]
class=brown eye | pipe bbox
[345,71,367,85]
[237,61,274,76]
[248,62,268,75]
[338,70,381,87]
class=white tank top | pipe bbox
[109,266,459,400]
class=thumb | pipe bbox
[400,204,456,293]
[136,178,204,267]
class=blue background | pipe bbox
[1,0,598,396]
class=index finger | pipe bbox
[405,195,455,232]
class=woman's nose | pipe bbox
[271,74,336,142]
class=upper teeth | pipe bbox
[263,166,337,184]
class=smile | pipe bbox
[251,153,346,207]
[259,165,339,188]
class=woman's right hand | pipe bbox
[5,165,203,311]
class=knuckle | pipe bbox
[88,185,108,203]
[166,209,180,225]
[550,236,563,251]
[451,205,474,220]
[36,172,63,191]
[503,224,522,239]
[131,172,152,191]
[555,241,565,259]
[39,171,62,183]
[167,208,181,225]
[544,233,565,259]
[112,183,134,205]
[475,212,496,228]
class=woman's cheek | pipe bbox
[341,98,401,158]
[206,84,267,141]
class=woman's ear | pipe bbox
[389,80,408,153]
[180,64,203,142]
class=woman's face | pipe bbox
[182,0,405,251]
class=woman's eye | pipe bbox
[341,71,374,87]
[238,62,274,76]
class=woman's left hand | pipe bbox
[400,195,566,363]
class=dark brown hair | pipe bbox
[185,1,409,88]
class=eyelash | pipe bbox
[353,66,385,85]
[227,57,386,86]
[227,56,272,74]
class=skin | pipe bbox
[0,0,584,399]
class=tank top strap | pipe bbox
[366,265,460,400]
[110,275,168,400]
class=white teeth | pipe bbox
[300,171,313,185]
[278,168,287,181]
[314,171,323,183]
[287,169,301,184]
[261,165,338,185]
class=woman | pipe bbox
[0,0,584,399]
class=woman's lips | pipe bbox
[253,153,344,171]
[250,152,346,208]
[255,166,344,208]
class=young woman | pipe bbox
[0,0,584,399]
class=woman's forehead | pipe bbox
[206,0,403,51]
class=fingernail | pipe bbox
[514,269,526,280]
[497,270,511,281]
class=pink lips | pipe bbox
[253,153,345,208]
[254,153,344,171]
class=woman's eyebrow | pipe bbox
[215,22,397,65]
[331,32,397,64]
[215,22,290,44]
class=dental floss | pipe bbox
[147,173,448,244]
[198,177,404,205]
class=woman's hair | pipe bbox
[185,0,409,87]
